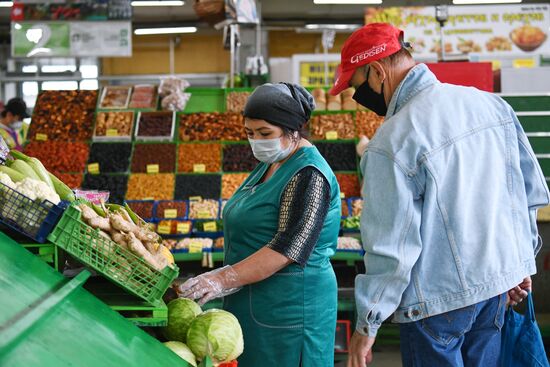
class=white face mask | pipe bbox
[248,137,294,164]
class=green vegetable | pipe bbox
[124,203,140,225]
[186,309,243,364]
[164,341,197,367]
[48,172,75,202]
[8,160,41,181]
[10,150,54,189]
[163,298,202,343]
[0,165,26,183]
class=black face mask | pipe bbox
[352,67,387,116]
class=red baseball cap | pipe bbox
[330,23,404,96]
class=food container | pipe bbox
[99,86,132,109]
[135,111,175,142]
[129,84,158,109]
[93,111,135,141]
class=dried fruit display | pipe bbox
[24,141,89,173]
[94,111,134,138]
[99,86,131,109]
[316,142,357,171]
[131,143,176,173]
[351,198,363,216]
[336,173,362,198]
[356,111,385,139]
[29,90,97,141]
[189,199,220,219]
[127,201,155,219]
[136,112,174,139]
[226,91,250,113]
[222,144,258,172]
[179,113,246,141]
[88,143,132,173]
[178,143,222,173]
[81,174,129,204]
[126,173,175,200]
[311,114,355,140]
[129,85,158,109]
[156,220,192,235]
[222,173,249,199]
[175,174,221,200]
[156,201,188,219]
[341,199,349,217]
[52,172,83,189]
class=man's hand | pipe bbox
[507,276,532,307]
[347,331,376,367]
[356,135,370,157]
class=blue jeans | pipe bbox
[399,293,507,367]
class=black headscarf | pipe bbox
[243,83,315,130]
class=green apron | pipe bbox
[222,146,341,367]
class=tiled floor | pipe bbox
[335,345,403,367]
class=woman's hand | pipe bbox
[177,265,241,305]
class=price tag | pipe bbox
[164,209,178,218]
[87,163,100,175]
[513,59,535,69]
[189,241,203,253]
[193,164,206,173]
[157,224,171,235]
[147,164,159,174]
[106,129,118,137]
[189,196,202,202]
[198,211,211,219]
[177,222,191,234]
[35,133,48,141]
[204,221,217,232]
[326,131,338,140]
[340,192,346,199]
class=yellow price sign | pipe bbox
[340,192,346,199]
[198,211,211,219]
[326,131,338,140]
[87,163,100,175]
[513,59,535,69]
[203,221,217,232]
[35,133,48,141]
[189,196,202,202]
[177,222,191,233]
[193,164,206,173]
[147,164,159,174]
[157,224,171,235]
[164,209,178,218]
[189,242,203,253]
[106,129,118,137]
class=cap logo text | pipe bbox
[350,43,387,64]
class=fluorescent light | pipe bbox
[134,26,197,35]
[131,0,184,6]
[306,24,360,30]
[453,0,521,3]
[314,0,382,4]
[0,1,13,7]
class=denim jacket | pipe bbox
[356,64,550,337]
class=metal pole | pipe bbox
[230,24,235,88]
[169,37,175,75]
[440,26,445,62]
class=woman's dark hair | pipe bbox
[282,124,310,142]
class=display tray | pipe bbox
[183,88,226,113]
[99,86,132,109]
[135,111,176,142]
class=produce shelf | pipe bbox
[21,242,59,271]
[172,251,224,262]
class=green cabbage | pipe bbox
[186,309,244,364]
[163,298,202,343]
[164,341,197,367]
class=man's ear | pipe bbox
[369,61,387,84]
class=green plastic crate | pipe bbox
[184,88,226,113]
[47,204,179,305]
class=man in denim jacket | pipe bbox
[330,23,550,367]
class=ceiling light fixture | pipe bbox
[131,0,184,6]
[0,1,14,7]
[313,0,382,4]
[305,24,361,30]
[453,0,521,4]
[134,26,197,35]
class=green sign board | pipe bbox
[12,22,70,58]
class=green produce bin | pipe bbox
[0,231,191,367]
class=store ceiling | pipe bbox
[0,0,549,32]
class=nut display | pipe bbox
[24,141,90,173]
[175,174,221,200]
[351,198,363,216]
[136,112,174,138]
[176,238,213,250]
[214,237,224,249]
[156,201,188,219]
[53,173,83,189]
[336,173,361,198]
[222,173,249,199]
[127,201,155,219]
[178,143,222,173]
[88,143,132,173]
[311,114,355,140]
[316,142,357,171]
[99,86,131,109]
[337,237,362,250]
[129,85,158,109]
[179,113,246,141]
[312,88,327,111]
[189,199,220,219]
[81,174,129,204]
[29,90,97,141]
[356,111,385,139]
[226,91,250,113]
[126,173,175,200]
[341,199,349,217]
[94,111,134,137]
[131,143,176,173]
[156,220,192,235]
[222,144,258,172]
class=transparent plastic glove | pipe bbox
[177,265,241,305]
[356,135,370,157]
